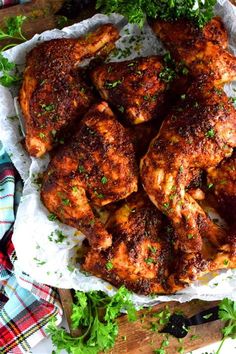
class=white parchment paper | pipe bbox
[0,1,236,306]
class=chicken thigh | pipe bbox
[20,24,120,157]
[141,82,236,254]
[83,191,174,294]
[151,17,236,85]
[41,102,138,249]
[90,56,170,124]
[83,190,236,294]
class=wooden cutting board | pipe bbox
[0,1,231,352]
[59,288,223,353]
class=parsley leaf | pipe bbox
[0,16,27,87]
[96,0,217,28]
[0,53,21,87]
[216,298,236,354]
[47,286,137,354]
[0,15,26,49]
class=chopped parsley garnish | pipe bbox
[190,335,199,340]
[187,233,194,239]
[205,128,215,138]
[148,245,157,253]
[62,198,71,206]
[94,191,105,199]
[39,132,46,139]
[145,258,156,265]
[101,176,108,184]
[41,103,55,112]
[154,337,170,354]
[106,261,114,270]
[105,79,122,89]
[48,229,67,243]
[163,202,170,210]
[159,66,176,83]
[78,165,85,173]
[47,213,58,221]
[118,105,125,113]
[33,257,46,266]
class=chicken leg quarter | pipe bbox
[41,102,138,250]
[141,82,236,253]
[20,24,120,157]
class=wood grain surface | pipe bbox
[58,289,223,353]
[0,1,232,352]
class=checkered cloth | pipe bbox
[0,142,62,353]
[0,1,30,8]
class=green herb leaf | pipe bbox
[216,298,236,354]
[101,176,108,184]
[47,213,58,221]
[205,128,215,138]
[0,15,27,47]
[0,53,21,87]
[106,261,113,270]
[105,79,122,89]
[96,0,217,28]
[46,286,137,354]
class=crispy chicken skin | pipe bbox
[20,24,120,157]
[83,192,236,295]
[151,17,236,85]
[141,82,236,254]
[90,56,169,124]
[208,151,236,224]
[41,102,138,249]
[83,192,174,294]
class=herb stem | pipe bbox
[215,336,227,354]
[1,43,19,51]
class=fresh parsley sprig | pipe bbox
[96,0,217,28]
[47,286,137,354]
[0,15,27,51]
[216,298,236,354]
[0,53,22,87]
[0,15,27,87]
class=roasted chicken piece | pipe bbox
[208,151,236,224]
[83,192,236,295]
[20,24,120,157]
[41,102,138,249]
[129,120,161,158]
[83,192,174,294]
[90,56,170,124]
[141,82,236,254]
[151,17,236,85]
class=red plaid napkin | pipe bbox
[0,1,31,8]
[0,145,62,353]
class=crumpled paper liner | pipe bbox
[0,2,236,306]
